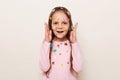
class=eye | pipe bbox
[62,21,68,25]
[53,22,58,25]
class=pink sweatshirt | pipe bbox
[40,40,83,80]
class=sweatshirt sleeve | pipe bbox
[71,42,83,73]
[40,41,51,72]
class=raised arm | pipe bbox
[40,23,52,72]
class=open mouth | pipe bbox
[57,31,64,33]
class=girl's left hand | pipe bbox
[70,23,78,43]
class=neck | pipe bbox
[53,37,68,42]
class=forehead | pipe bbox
[52,10,69,19]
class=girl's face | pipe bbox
[51,11,70,39]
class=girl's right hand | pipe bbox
[44,23,52,43]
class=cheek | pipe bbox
[63,25,69,31]
[52,25,56,30]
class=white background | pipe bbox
[0,0,120,80]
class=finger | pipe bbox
[44,23,49,34]
[44,23,49,37]
[73,22,78,31]
[72,31,76,38]
[70,31,73,41]
[44,23,47,32]
[45,22,50,31]
[49,30,52,36]
[49,30,52,40]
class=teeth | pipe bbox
[57,31,63,33]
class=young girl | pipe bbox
[40,6,83,80]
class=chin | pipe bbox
[56,36,64,39]
[55,34,67,39]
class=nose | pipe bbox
[58,23,62,29]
